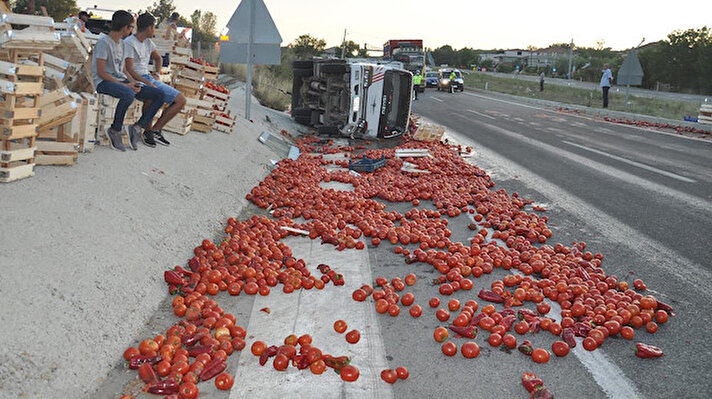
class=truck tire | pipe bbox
[320,64,346,75]
[293,60,314,70]
[293,67,312,78]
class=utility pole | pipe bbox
[245,0,256,120]
[340,29,347,59]
[567,38,574,79]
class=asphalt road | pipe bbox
[398,88,712,398]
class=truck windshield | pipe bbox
[380,71,411,138]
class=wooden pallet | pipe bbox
[698,104,712,125]
[35,138,78,166]
[191,122,212,133]
[213,122,233,134]
[39,88,78,132]
[73,93,98,152]
[0,135,35,182]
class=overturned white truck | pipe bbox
[291,59,413,139]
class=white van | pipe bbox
[291,59,413,139]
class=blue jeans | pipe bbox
[96,80,166,131]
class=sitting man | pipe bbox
[124,12,186,146]
[91,10,166,151]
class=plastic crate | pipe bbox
[348,156,386,173]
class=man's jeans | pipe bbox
[602,86,610,108]
[96,80,166,131]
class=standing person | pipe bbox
[412,71,422,100]
[124,13,186,147]
[600,63,613,108]
[539,71,545,91]
[91,10,166,152]
[449,70,457,94]
[77,11,89,33]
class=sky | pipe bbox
[77,0,712,51]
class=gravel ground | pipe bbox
[0,81,302,399]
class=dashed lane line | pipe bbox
[562,140,696,183]
[467,109,496,120]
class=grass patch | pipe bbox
[464,73,700,120]
[220,63,292,111]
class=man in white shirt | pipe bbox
[600,64,613,108]
[124,12,186,147]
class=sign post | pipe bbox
[617,39,645,110]
[219,0,282,120]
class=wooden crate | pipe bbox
[38,88,78,133]
[74,93,98,152]
[163,112,193,136]
[191,121,212,133]
[413,123,445,142]
[35,137,79,166]
[0,136,35,182]
[213,111,236,134]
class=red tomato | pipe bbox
[179,382,199,399]
[273,354,289,371]
[436,308,450,322]
[582,337,598,351]
[395,366,409,380]
[433,327,449,342]
[429,297,440,308]
[334,320,348,334]
[340,365,360,382]
[346,329,361,344]
[532,348,550,363]
[401,292,415,306]
[381,369,398,384]
[488,333,502,347]
[502,334,517,349]
[552,341,570,357]
[461,341,480,358]
[215,373,234,390]
[448,299,461,311]
[409,304,422,318]
[441,342,458,356]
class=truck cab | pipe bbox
[291,59,413,139]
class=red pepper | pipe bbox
[521,372,544,393]
[532,388,555,399]
[562,328,577,348]
[468,313,487,328]
[573,322,592,338]
[138,362,158,384]
[294,354,311,370]
[500,308,516,318]
[635,342,663,358]
[129,355,162,369]
[333,274,345,286]
[518,340,533,356]
[200,358,227,381]
[187,345,213,357]
[164,395,179,399]
[529,319,541,333]
[164,270,187,286]
[182,333,204,347]
[517,308,538,320]
[174,265,193,276]
[478,289,505,303]
[656,301,674,314]
[499,315,517,331]
[259,345,279,366]
[188,258,200,273]
[147,379,179,395]
[449,325,478,339]
[576,267,591,281]
[323,355,350,370]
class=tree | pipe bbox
[456,47,480,68]
[431,45,456,66]
[341,40,360,58]
[290,34,326,58]
[12,0,79,20]
[189,9,217,46]
[146,0,176,23]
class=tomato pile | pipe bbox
[205,81,229,94]
[121,130,673,397]
[189,57,217,68]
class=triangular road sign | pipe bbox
[224,0,282,44]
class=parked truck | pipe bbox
[291,59,413,139]
[383,39,424,74]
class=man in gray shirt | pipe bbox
[92,10,166,151]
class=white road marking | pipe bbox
[467,109,496,120]
[430,97,444,103]
[562,140,696,183]
[463,91,712,143]
[464,117,709,212]
[437,120,712,299]
[229,237,392,399]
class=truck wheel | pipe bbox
[320,64,346,74]
[293,60,314,70]
[293,67,312,78]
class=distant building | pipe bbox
[479,46,574,69]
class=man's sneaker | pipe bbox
[107,128,126,152]
[128,124,141,150]
[142,129,157,148]
[153,130,170,146]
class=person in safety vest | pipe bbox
[449,70,457,93]
[412,71,423,100]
